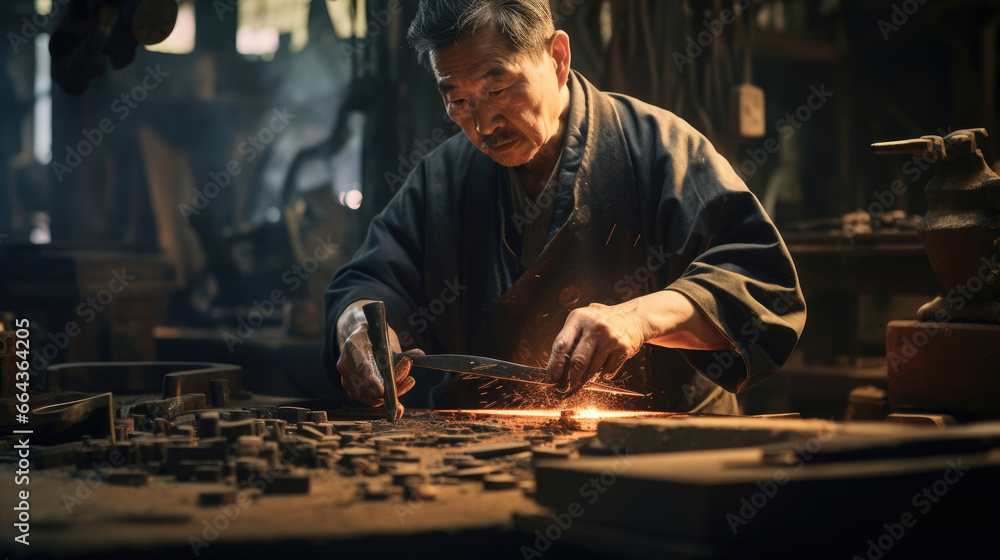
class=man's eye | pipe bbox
[489,88,506,97]
[451,99,467,106]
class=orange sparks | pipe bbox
[439,408,666,419]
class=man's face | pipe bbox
[432,26,565,168]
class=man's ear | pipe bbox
[550,30,571,88]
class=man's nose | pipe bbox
[471,98,501,135]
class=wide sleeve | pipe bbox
[321,160,430,377]
[636,109,806,394]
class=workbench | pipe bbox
[4,402,999,560]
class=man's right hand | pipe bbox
[336,300,421,409]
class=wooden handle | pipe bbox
[361,301,400,422]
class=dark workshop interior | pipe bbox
[2,0,1000,558]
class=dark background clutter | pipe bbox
[1,0,997,416]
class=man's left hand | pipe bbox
[544,302,648,396]
[544,291,732,397]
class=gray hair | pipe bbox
[407,0,555,68]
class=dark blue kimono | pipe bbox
[323,71,806,413]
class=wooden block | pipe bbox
[886,413,955,429]
[297,425,328,441]
[233,458,267,484]
[391,467,425,486]
[199,490,239,507]
[337,431,365,444]
[535,434,1000,543]
[442,454,475,465]
[451,465,500,479]
[404,483,438,500]
[427,465,457,477]
[262,474,310,495]
[307,411,328,423]
[887,320,1000,414]
[380,455,421,464]
[591,416,861,455]
[32,442,85,470]
[482,473,520,490]
[526,433,554,444]
[846,385,889,422]
[154,418,170,435]
[339,447,377,460]
[261,420,287,443]
[328,421,372,433]
[463,441,532,459]
[198,412,221,439]
[236,435,264,457]
[165,437,228,465]
[209,379,230,408]
[194,464,224,482]
[437,434,475,444]
[219,419,259,442]
[361,481,394,500]
[171,425,196,442]
[106,470,151,486]
[170,460,222,481]
[277,407,310,423]
[350,458,380,476]
[532,446,578,460]
[248,407,277,419]
[227,409,253,421]
[317,435,342,450]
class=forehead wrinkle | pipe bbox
[437,58,513,92]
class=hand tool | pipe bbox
[363,301,401,422]
[400,353,648,398]
[362,302,648,423]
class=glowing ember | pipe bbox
[440,408,666,419]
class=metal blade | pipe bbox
[399,353,648,398]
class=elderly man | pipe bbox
[323,0,806,416]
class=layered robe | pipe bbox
[323,71,806,413]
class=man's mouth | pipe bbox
[488,138,517,152]
[481,132,520,153]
